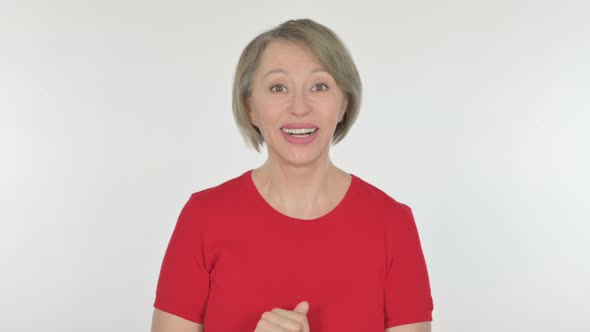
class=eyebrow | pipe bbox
[263,68,329,78]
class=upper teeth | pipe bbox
[281,128,318,134]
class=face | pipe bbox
[246,40,348,166]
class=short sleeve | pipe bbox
[153,195,210,324]
[384,203,434,328]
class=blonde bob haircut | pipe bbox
[232,18,362,152]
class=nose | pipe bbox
[289,89,311,117]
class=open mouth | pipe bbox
[280,127,318,137]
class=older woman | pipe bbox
[151,19,433,332]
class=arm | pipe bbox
[383,204,433,332]
[385,321,431,332]
[151,308,204,332]
[152,195,210,331]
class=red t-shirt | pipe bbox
[153,169,433,331]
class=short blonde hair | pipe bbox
[232,18,362,152]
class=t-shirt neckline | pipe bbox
[242,169,358,227]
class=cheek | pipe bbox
[256,99,287,120]
[249,105,279,134]
[249,95,271,116]
[313,97,343,117]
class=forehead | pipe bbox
[258,40,324,70]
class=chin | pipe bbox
[277,146,329,166]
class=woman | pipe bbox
[151,19,433,332]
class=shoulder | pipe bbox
[352,175,421,252]
[352,173,413,221]
[352,173,411,211]
[181,172,247,218]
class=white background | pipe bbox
[1,1,589,331]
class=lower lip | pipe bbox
[280,129,319,144]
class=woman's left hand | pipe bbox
[254,300,310,332]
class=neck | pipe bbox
[252,157,341,216]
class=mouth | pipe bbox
[280,127,319,137]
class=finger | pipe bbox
[271,307,308,324]
[293,301,309,314]
[255,318,290,332]
[260,310,304,331]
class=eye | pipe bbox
[270,84,287,93]
[312,83,328,92]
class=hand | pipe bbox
[254,300,310,332]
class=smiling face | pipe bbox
[246,40,348,167]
